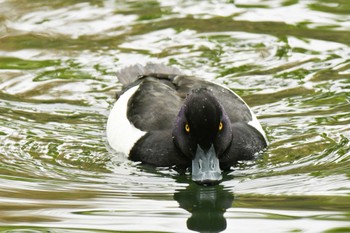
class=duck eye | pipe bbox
[185,123,190,133]
[219,122,223,131]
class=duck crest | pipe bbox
[117,63,183,86]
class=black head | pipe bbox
[172,88,232,184]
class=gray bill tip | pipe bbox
[192,144,222,185]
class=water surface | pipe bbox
[0,0,349,232]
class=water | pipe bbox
[0,0,349,232]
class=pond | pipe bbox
[0,0,349,232]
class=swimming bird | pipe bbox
[106,63,267,185]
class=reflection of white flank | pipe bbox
[106,85,146,156]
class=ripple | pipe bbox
[0,0,350,232]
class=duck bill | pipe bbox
[191,144,222,185]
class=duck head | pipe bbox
[172,88,233,185]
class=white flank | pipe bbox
[106,85,146,155]
[248,112,268,144]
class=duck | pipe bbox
[106,63,267,185]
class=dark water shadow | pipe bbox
[135,164,235,232]
[173,174,234,233]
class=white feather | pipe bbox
[248,112,268,144]
[106,85,146,155]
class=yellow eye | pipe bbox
[219,122,223,131]
[185,123,190,133]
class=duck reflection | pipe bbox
[174,183,234,232]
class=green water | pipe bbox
[0,0,349,232]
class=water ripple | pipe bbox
[0,0,349,232]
